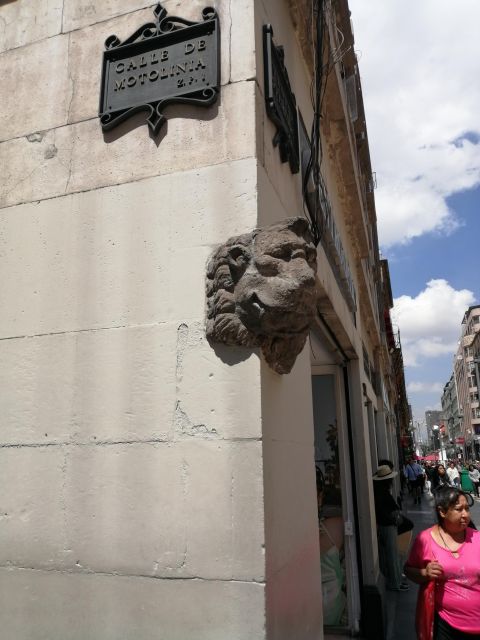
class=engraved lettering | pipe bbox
[139,56,147,68]
[114,78,126,91]
[115,62,125,73]
[139,73,148,84]
[170,65,175,77]
[151,53,158,64]
[160,67,168,79]
[127,59,137,71]
[198,40,206,51]
[176,63,186,74]
[177,78,185,88]
[195,59,206,70]
[127,76,136,87]
[185,42,195,54]
[149,70,159,81]
[188,60,194,72]
[161,50,169,61]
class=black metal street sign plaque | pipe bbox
[99,3,220,135]
[263,25,299,174]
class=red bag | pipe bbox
[415,534,436,640]
[415,579,435,640]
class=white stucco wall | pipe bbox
[254,1,324,638]
[0,1,268,638]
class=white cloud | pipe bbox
[349,0,480,247]
[407,381,444,394]
[392,279,475,366]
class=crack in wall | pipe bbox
[65,31,75,125]
[174,400,217,438]
[60,446,70,559]
[0,438,171,450]
[175,323,189,389]
[0,564,265,584]
[0,436,260,450]
[0,319,168,343]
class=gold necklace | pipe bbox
[437,526,465,557]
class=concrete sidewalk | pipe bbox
[386,489,480,640]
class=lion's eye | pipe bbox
[291,249,306,260]
[269,247,292,261]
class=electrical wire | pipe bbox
[302,0,331,246]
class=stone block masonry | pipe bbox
[0,1,267,637]
[0,0,326,637]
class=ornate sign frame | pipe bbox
[263,24,299,174]
[99,3,220,135]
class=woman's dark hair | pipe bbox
[434,486,472,523]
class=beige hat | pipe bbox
[373,465,398,481]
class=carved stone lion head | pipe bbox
[206,217,317,374]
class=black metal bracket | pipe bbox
[99,3,220,135]
[263,25,299,174]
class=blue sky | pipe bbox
[348,0,480,422]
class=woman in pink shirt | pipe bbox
[405,487,480,639]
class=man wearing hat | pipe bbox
[373,465,409,591]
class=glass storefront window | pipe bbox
[312,374,348,629]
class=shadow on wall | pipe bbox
[210,343,258,367]
[102,101,220,145]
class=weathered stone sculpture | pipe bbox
[206,217,317,374]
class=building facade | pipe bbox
[0,1,408,638]
[453,306,480,459]
[441,373,461,458]
[425,409,444,454]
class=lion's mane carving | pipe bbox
[206,217,317,374]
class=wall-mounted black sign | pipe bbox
[99,3,220,135]
[263,25,299,174]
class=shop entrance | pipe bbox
[311,367,361,634]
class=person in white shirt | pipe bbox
[446,461,460,487]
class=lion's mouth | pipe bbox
[250,293,266,319]
[249,293,269,320]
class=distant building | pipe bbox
[454,306,480,458]
[425,409,444,454]
[472,327,480,458]
[441,374,460,457]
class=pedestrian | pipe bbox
[446,461,460,487]
[405,458,425,504]
[373,465,409,591]
[404,486,480,639]
[425,462,434,496]
[431,464,451,492]
[468,464,480,498]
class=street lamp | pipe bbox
[432,425,440,460]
